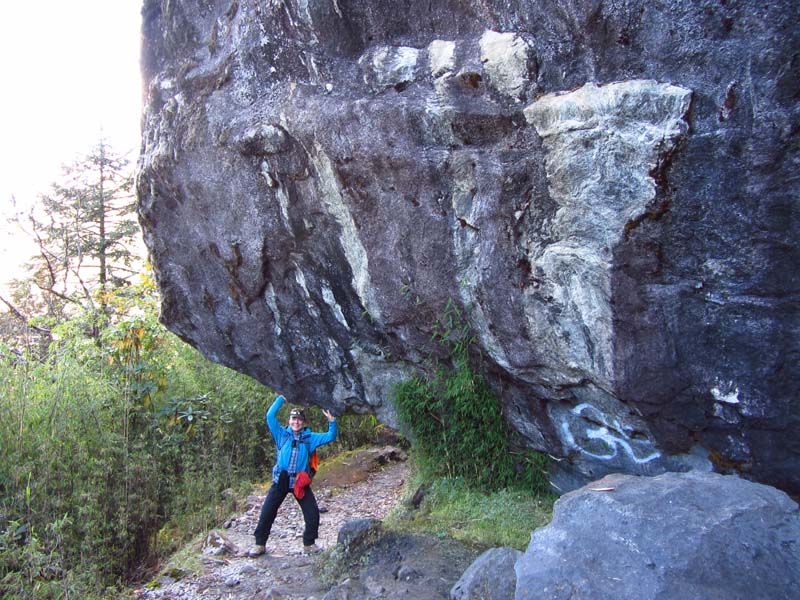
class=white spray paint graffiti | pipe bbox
[560,403,661,465]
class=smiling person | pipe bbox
[249,394,337,557]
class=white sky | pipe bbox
[0,0,144,290]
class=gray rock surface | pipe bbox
[326,530,479,600]
[137,0,800,494]
[335,518,383,558]
[515,471,800,600]
[451,546,522,600]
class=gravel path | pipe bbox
[133,450,410,600]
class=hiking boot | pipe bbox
[247,545,267,558]
[303,544,323,555]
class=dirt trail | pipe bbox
[133,448,412,600]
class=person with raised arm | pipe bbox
[248,395,337,557]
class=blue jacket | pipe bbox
[267,395,337,484]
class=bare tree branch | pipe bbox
[0,294,52,334]
[32,280,82,306]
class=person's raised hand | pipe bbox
[322,409,336,422]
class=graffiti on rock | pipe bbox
[560,403,661,466]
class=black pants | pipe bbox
[254,471,320,546]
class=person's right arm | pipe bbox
[266,395,285,443]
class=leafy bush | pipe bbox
[393,300,551,492]
[0,267,409,597]
[0,276,272,597]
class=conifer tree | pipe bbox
[23,138,140,320]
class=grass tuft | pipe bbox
[386,467,556,551]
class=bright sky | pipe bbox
[0,0,143,290]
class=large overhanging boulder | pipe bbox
[136,0,799,495]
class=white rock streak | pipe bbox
[310,143,381,321]
[428,39,455,77]
[712,384,741,404]
[360,45,420,89]
[479,30,533,100]
[523,80,691,387]
[322,284,349,330]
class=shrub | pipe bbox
[393,300,551,493]
[0,279,272,596]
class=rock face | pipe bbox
[515,471,800,600]
[137,1,800,494]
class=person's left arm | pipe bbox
[309,409,337,449]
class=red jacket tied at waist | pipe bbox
[293,471,312,499]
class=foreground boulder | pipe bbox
[515,471,800,600]
[137,0,799,494]
[451,547,522,600]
